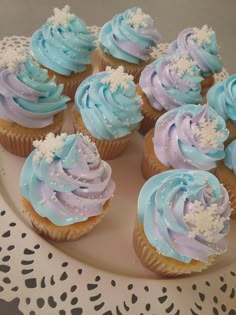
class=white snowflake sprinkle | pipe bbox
[101,66,134,92]
[184,200,225,242]
[192,117,224,149]
[47,5,75,28]
[169,53,197,77]
[0,47,27,73]
[126,8,151,31]
[33,133,67,164]
[191,25,215,46]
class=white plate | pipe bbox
[0,35,235,315]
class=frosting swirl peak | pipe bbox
[20,133,115,226]
[153,105,229,171]
[138,169,231,262]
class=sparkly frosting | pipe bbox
[20,133,115,226]
[224,140,236,173]
[30,5,96,76]
[167,25,222,77]
[207,74,236,123]
[138,169,231,263]
[98,7,160,64]
[153,105,229,171]
[0,48,69,128]
[139,53,203,111]
[75,66,143,140]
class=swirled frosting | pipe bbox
[224,140,236,173]
[98,7,160,64]
[207,74,236,123]
[20,133,115,226]
[138,169,231,262]
[167,25,222,77]
[153,104,229,170]
[139,53,203,111]
[0,48,69,128]
[30,5,96,76]
[75,66,143,140]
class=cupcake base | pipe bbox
[45,65,93,101]
[133,218,214,277]
[225,120,236,146]
[141,128,170,179]
[72,108,136,160]
[0,112,64,157]
[201,75,215,98]
[98,47,150,83]
[215,162,236,219]
[136,85,166,136]
[22,197,111,242]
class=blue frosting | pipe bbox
[99,7,160,64]
[207,74,236,123]
[0,56,69,128]
[224,140,236,173]
[30,9,96,76]
[138,169,230,262]
[74,70,143,140]
[20,133,115,226]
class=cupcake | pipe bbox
[167,25,222,95]
[137,52,203,135]
[0,47,69,157]
[142,104,229,180]
[73,66,143,159]
[98,7,160,83]
[215,140,236,219]
[20,132,115,241]
[133,169,232,276]
[207,74,236,145]
[30,5,96,100]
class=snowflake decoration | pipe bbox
[47,5,75,28]
[0,47,27,73]
[33,133,67,164]
[126,8,151,31]
[101,66,134,92]
[191,25,215,46]
[184,200,225,242]
[169,53,197,77]
[192,117,225,149]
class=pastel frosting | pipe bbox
[224,140,236,173]
[153,104,229,171]
[98,7,160,64]
[30,5,96,76]
[167,25,222,77]
[20,133,115,226]
[75,66,143,140]
[139,53,203,111]
[138,169,231,263]
[207,74,236,123]
[0,49,69,128]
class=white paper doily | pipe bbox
[0,35,235,315]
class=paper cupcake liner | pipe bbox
[133,218,214,277]
[46,65,93,101]
[0,112,64,157]
[201,75,215,98]
[22,197,111,242]
[98,47,150,83]
[141,128,169,179]
[215,164,236,219]
[224,120,236,146]
[72,109,136,160]
[136,85,166,136]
